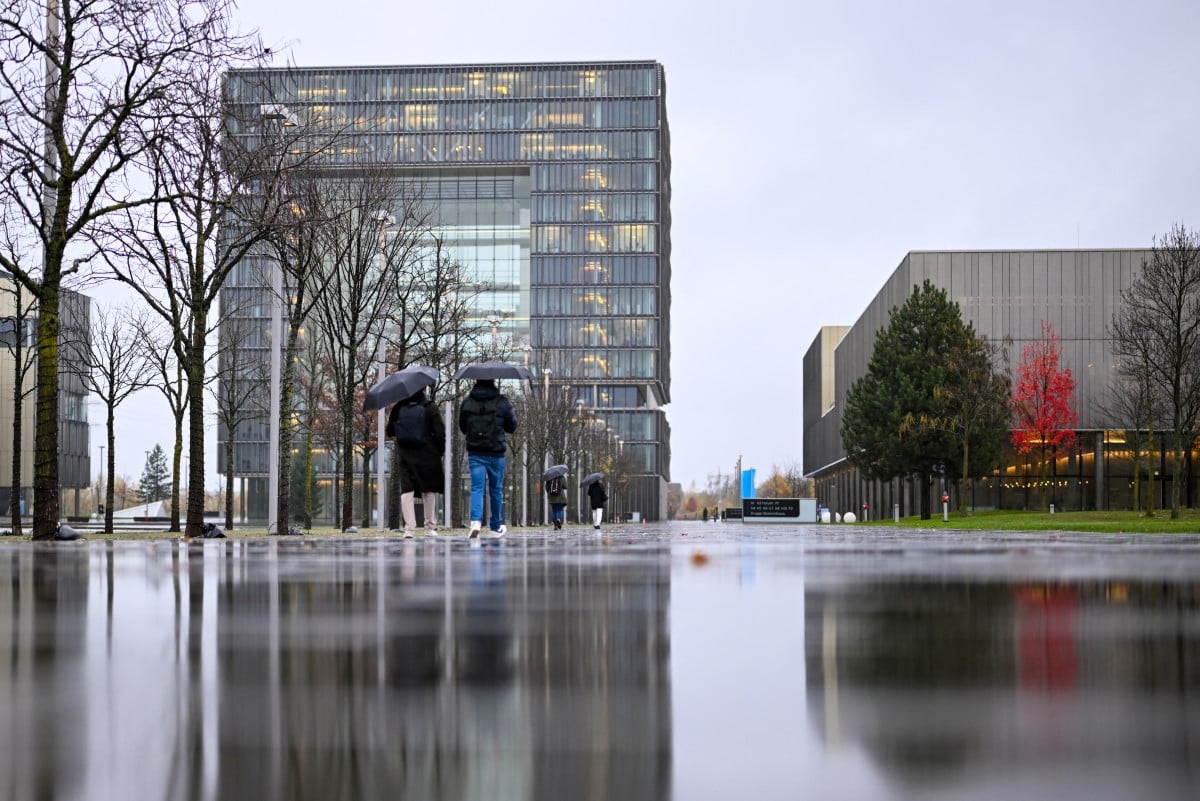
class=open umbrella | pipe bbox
[581,472,606,487]
[542,464,568,481]
[362,365,439,412]
[452,361,534,381]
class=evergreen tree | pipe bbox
[138,445,172,505]
[841,280,1002,519]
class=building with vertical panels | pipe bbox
[804,249,1167,515]
[0,272,92,518]
[221,62,671,522]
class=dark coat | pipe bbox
[545,477,568,507]
[389,400,446,493]
[587,481,607,510]
[457,382,518,456]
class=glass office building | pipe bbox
[221,62,672,522]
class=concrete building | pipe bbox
[803,249,1166,515]
[220,62,672,523]
[0,271,92,518]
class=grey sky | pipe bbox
[102,0,1200,493]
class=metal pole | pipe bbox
[443,400,452,529]
[268,262,280,533]
[373,213,393,530]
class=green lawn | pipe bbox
[865,508,1200,533]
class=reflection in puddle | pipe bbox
[0,531,1197,800]
[0,540,672,801]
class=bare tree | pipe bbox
[66,304,155,533]
[208,314,260,530]
[141,320,189,531]
[1111,223,1200,518]
[0,0,250,539]
[309,175,432,531]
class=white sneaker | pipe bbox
[425,524,438,536]
[468,521,482,538]
[403,528,415,539]
[486,525,507,540]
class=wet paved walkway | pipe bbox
[0,522,1197,800]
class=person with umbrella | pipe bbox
[583,472,607,530]
[458,372,519,539]
[388,386,445,537]
[543,465,569,530]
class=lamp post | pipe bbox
[373,210,396,531]
[260,103,296,534]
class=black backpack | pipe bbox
[391,402,428,447]
[462,395,501,451]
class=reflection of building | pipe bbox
[221,62,672,522]
[0,272,91,517]
[803,249,1157,513]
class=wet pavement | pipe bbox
[0,522,1197,800]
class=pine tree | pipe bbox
[841,280,1003,519]
[138,445,172,504]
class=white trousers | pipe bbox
[591,507,604,526]
[401,491,438,530]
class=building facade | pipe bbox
[221,62,672,522]
[803,249,1175,516]
[0,272,92,518]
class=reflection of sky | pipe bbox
[669,541,887,801]
[82,544,186,801]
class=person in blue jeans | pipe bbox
[458,379,518,539]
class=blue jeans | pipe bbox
[550,503,566,525]
[468,454,506,531]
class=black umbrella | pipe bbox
[362,365,439,412]
[542,464,568,481]
[452,361,534,381]
[581,472,606,487]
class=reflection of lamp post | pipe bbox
[487,314,501,347]
[373,209,396,531]
[261,103,296,534]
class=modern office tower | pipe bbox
[221,62,672,523]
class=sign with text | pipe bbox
[723,507,743,520]
[742,498,817,523]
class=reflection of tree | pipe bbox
[805,577,1200,791]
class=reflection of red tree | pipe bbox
[1015,585,1079,690]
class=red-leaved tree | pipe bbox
[1012,322,1078,510]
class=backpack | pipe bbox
[547,477,561,494]
[462,395,501,451]
[391,402,428,448]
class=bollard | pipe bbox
[893,503,900,523]
[1050,503,1055,514]
[941,493,949,522]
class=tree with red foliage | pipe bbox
[1012,322,1077,510]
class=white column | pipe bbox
[375,338,385,530]
[443,400,453,528]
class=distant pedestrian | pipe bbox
[546,475,568,530]
[458,378,518,539]
[701,506,708,522]
[388,387,445,538]
[587,478,608,530]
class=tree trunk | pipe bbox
[303,429,314,529]
[224,420,237,530]
[9,321,24,536]
[32,281,61,541]
[184,306,207,539]
[169,412,183,532]
[340,401,354,531]
[278,316,303,530]
[105,407,116,534]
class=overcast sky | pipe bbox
[98,0,1200,493]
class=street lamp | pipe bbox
[487,314,501,347]
[261,103,296,535]
[373,209,396,531]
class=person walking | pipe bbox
[701,505,708,522]
[587,477,608,530]
[388,387,446,538]
[545,475,568,530]
[458,378,518,539]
